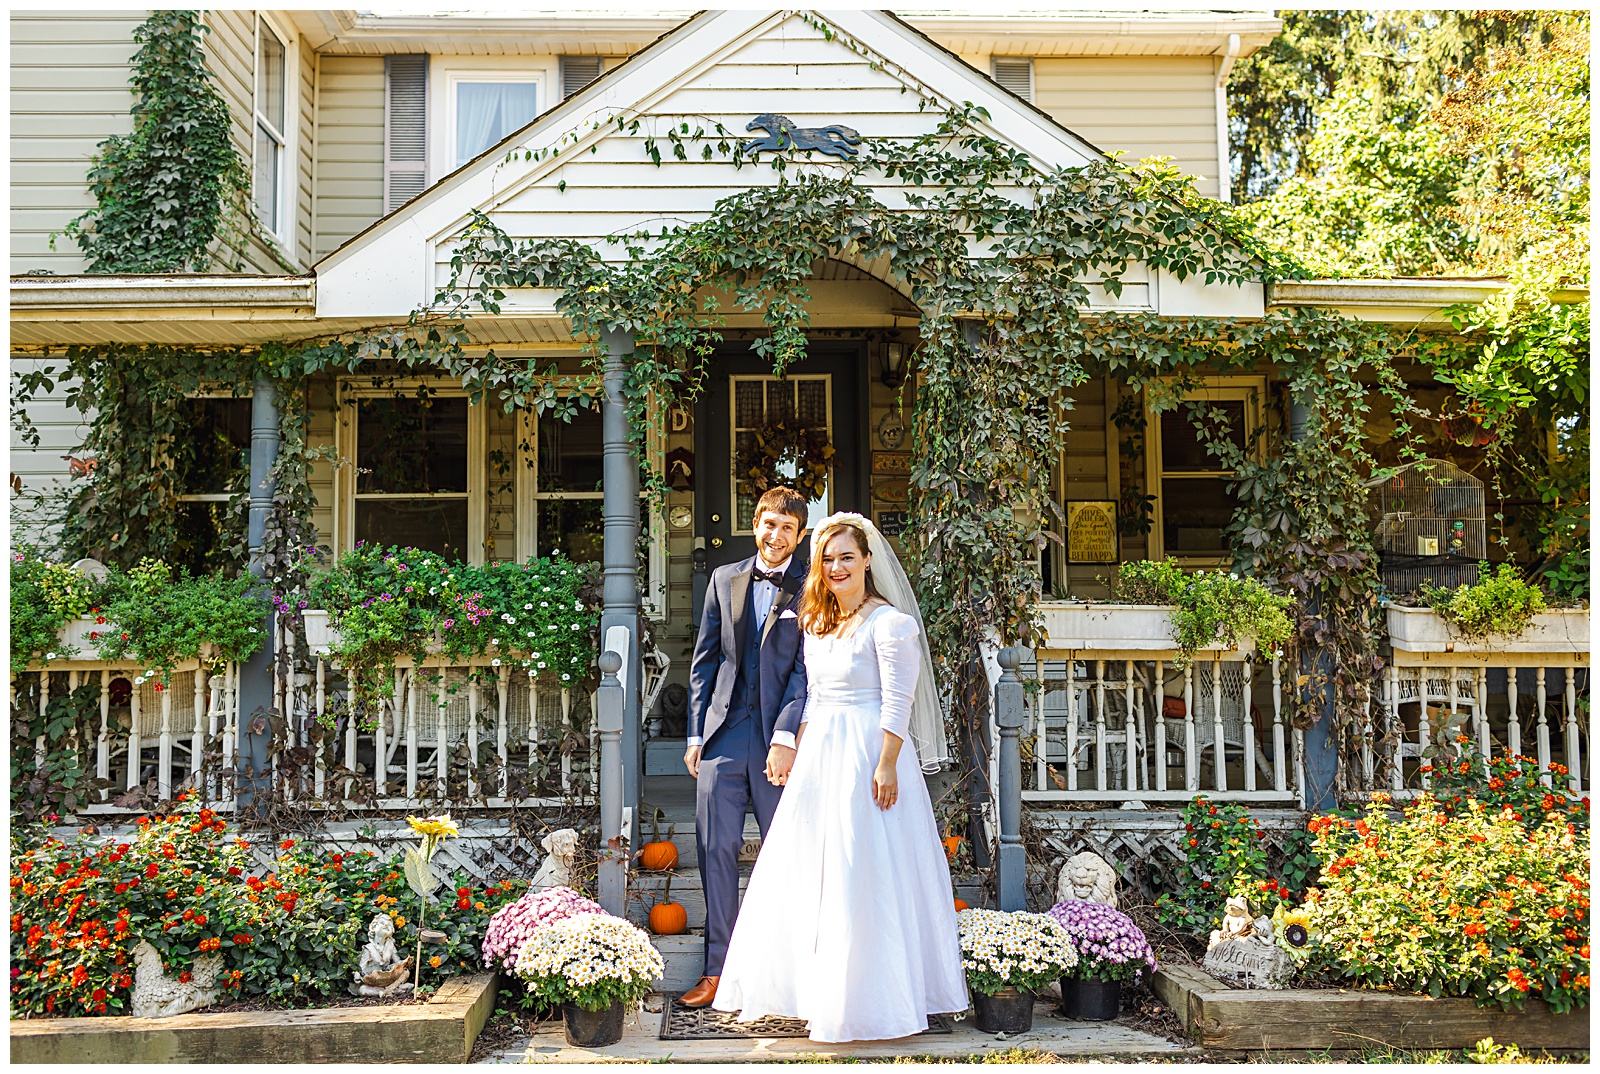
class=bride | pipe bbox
[712,512,968,1042]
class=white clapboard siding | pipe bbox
[8,10,146,274]
[1034,56,1221,198]
[314,55,386,259]
[9,356,90,549]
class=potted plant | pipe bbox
[1038,560,1292,667]
[512,911,664,1047]
[956,908,1078,1034]
[481,885,605,973]
[1046,900,1156,1020]
[11,549,98,670]
[1385,561,1589,655]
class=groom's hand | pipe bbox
[683,745,701,779]
[765,744,796,786]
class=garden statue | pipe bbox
[530,828,580,891]
[1055,851,1119,908]
[1204,896,1294,989]
[351,913,414,997]
[131,940,223,1018]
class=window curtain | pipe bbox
[456,82,539,167]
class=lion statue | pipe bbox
[1055,851,1118,908]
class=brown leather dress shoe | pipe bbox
[679,975,720,1007]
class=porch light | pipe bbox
[882,337,908,389]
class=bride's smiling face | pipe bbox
[819,530,870,602]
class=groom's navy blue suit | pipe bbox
[687,553,808,978]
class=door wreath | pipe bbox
[736,417,834,503]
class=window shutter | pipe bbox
[385,54,428,213]
[991,58,1033,104]
[561,56,603,100]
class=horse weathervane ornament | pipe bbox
[741,114,861,160]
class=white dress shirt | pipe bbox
[688,556,797,751]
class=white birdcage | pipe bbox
[1367,459,1486,595]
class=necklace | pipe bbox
[838,596,869,620]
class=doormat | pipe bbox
[659,996,955,1041]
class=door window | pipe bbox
[730,375,832,531]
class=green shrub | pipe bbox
[9,549,97,671]
[93,562,270,684]
[1422,561,1548,639]
[1423,733,1588,833]
[1114,560,1293,667]
[1305,792,1590,1012]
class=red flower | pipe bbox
[178,970,192,984]
[280,839,295,851]
[457,897,471,910]
[457,886,471,898]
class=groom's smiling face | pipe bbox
[752,509,804,569]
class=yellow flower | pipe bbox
[407,814,460,839]
[429,956,442,968]
[394,916,407,929]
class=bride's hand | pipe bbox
[872,762,898,810]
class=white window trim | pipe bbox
[251,13,298,247]
[431,59,556,179]
[1144,376,1266,565]
[175,390,253,503]
[335,379,487,565]
[513,391,666,621]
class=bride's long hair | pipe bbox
[798,517,884,636]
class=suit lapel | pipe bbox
[729,559,753,657]
[760,558,805,646]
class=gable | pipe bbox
[316,9,1261,321]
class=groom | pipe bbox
[680,486,811,1007]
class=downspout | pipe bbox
[1214,33,1240,203]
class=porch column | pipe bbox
[1290,394,1338,811]
[599,327,643,831]
[994,647,1027,911]
[237,373,280,815]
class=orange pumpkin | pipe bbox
[942,835,965,862]
[638,840,679,871]
[953,898,970,912]
[649,900,688,935]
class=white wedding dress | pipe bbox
[712,604,969,1042]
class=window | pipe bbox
[730,375,832,531]
[451,75,541,168]
[1146,379,1263,561]
[351,395,478,560]
[254,20,289,237]
[991,58,1034,104]
[174,396,252,575]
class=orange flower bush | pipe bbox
[9,806,529,1017]
[1304,792,1589,1013]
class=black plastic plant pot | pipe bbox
[1058,976,1120,1021]
[563,1001,625,1047]
[972,986,1034,1034]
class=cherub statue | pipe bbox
[1208,895,1256,949]
[530,828,580,891]
[1055,851,1118,908]
[131,941,223,1018]
[351,913,414,997]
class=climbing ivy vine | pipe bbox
[56,11,256,272]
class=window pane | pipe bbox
[537,406,602,492]
[177,398,251,495]
[1161,477,1237,554]
[254,124,280,231]
[258,26,285,130]
[357,397,468,494]
[1161,400,1245,472]
[538,499,603,564]
[456,81,540,166]
[356,500,468,560]
[175,501,245,576]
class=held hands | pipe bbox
[683,745,701,779]
[765,744,796,786]
[872,761,899,810]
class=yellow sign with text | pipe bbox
[1067,501,1118,564]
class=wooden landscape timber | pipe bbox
[8,973,499,1065]
[1151,964,1589,1054]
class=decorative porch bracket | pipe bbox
[595,636,627,915]
[237,374,280,815]
[599,327,644,836]
[994,646,1027,910]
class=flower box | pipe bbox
[1035,602,1256,657]
[55,616,112,655]
[1384,604,1590,655]
[301,609,339,653]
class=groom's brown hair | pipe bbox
[753,486,808,527]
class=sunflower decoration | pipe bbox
[736,417,834,503]
[1272,903,1317,965]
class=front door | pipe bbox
[697,342,867,571]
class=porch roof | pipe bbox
[10,273,1588,349]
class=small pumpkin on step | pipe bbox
[648,873,688,936]
[638,808,680,871]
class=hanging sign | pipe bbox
[1066,501,1118,563]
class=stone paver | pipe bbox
[476,996,1194,1063]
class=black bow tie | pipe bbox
[753,566,785,586]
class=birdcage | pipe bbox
[1367,459,1486,595]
